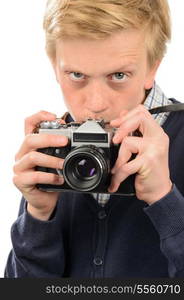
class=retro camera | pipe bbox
[36,118,135,195]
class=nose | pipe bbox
[85,80,108,115]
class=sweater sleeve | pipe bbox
[4,196,66,278]
[144,184,184,278]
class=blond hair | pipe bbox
[43,0,171,66]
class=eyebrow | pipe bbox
[107,64,137,74]
[60,63,137,76]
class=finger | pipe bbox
[110,110,128,127]
[111,143,131,174]
[15,133,68,160]
[24,111,57,135]
[108,155,144,193]
[13,171,64,188]
[111,136,143,174]
[14,151,65,173]
[111,105,149,127]
[112,106,162,143]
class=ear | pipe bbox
[144,60,161,90]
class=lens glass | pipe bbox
[75,157,97,180]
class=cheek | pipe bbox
[57,80,73,109]
[113,86,145,111]
[58,78,71,97]
[58,80,75,105]
[127,78,147,105]
[59,85,85,119]
[58,78,84,101]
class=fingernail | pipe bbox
[113,135,119,144]
[45,112,57,119]
[50,113,57,118]
[108,184,114,193]
[111,168,115,174]
[57,136,68,144]
[58,176,64,184]
[108,187,113,193]
[58,160,64,169]
[111,119,120,126]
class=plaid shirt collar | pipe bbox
[144,82,172,126]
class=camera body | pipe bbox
[36,118,135,195]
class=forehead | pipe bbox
[55,29,147,74]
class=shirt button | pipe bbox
[93,257,103,266]
[98,210,107,220]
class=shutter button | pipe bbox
[98,210,107,220]
[93,257,103,266]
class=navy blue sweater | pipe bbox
[5,102,184,278]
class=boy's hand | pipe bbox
[109,105,172,205]
[13,111,68,220]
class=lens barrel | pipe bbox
[62,145,109,191]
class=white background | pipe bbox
[0,0,184,277]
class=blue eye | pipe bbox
[111,72,127,82]
[69,72,85,81]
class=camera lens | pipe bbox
[75,157,97,179]
[63,145,109,191]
